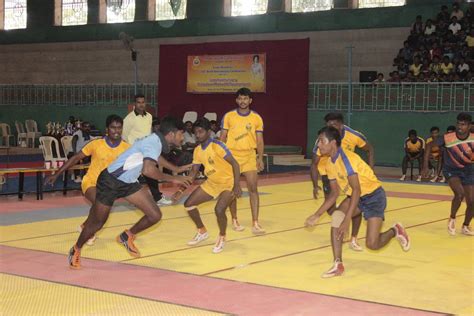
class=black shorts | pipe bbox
[443,164,474,186]
[321,175,331,195]
[96,169,142,206]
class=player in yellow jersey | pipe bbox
[220,88,265,234]
[311,113,374,251]
[400,129,425,182]
[305,127,410,278]
[177,118,242,253]
[426,126,444,182]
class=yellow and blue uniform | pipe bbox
[193,138,235,198]
[327,148,385,220]
[314,125,368,176]
[404,136,425,154]
[80,137,130,194]
[221,109,263,173]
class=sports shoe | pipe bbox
[116,230,141,257]
[349,237,363,252]
[251,223,266,235]
[68,245,81,269]
[187,230,209,246]
[439,176,446,183]
[416,175,422,182]
[212,236,226,253]
[430,176,438,183]
[321,260,344,278]
[232,219,245,232]
[157,196,173,206]
[461,225,474,236]
[393,223,410,251]
[399,175,406,181]
[77,224,97,246]
[448,218,456,236]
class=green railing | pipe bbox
[308,82,474,112]
[0,84,157,107]
[1,83,473,112]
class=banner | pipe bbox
[187,54,266,93]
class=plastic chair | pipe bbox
[39,136,67,164]
[182,111,198,123]
[15,121,28,147]
[204,112,217,122]
[25,119,42,148]
[61,135,74,158]
[0,123,14,147]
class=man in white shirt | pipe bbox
[448,16,461,35]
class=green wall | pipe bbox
[307,110,461,167]
[1,0,450,44]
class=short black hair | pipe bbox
[320,126,342,147]
[134,93,145,100]
[152,116,160,127]
[408,129,417,137]
[194,117,211,131]
[210,120,217,125]
[184,120,193,125]
[430,126,439,133]
[457,112,472,123]
[324,112,344,123]
[253,55,259,61]
[447,125,456,132]
[236,87,252,98]
[159,116,184,135]
[105,115,123,127]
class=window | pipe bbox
[106,0,135,23]
[358,0,405,9]
[290,0,332,12]
[155,0,186,21]
[61,0,88,26]
[231,0,268,17]
[3,0,27,30]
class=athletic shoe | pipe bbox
[321,260,344,278]
[416,175,422,182]
[399,175,406,181]
[157,196,173,206]
[116,230,141,257]
[430,176,438,183]
[439,176,446,183]
[77,225,97,246]
[187,231,209,246]
[232,219,245,232]
[393,223,410,251]
[68,245,81,269]
[212,236,225,253]
[461,225,474,236]
[448,218,456,236]
[251,223,266,235]
[349,238,363,252]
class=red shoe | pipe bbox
[321,260,344,278]
[393,223,410,251]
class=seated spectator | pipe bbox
[448,16,462,35]
[466,3,474,24]
[429,41,443,60]
[466,29,474,48]
[399,41,413,63]
[450,3,464,21]
[209,120,221,139]
[437,5,450,24]
[421,59,431,77]
[425,126,443,182]
[424,19,436,36]
[373,73,385,83]
[72,121,92,154]
[457,57,470,78]
[396,58,409,77]
[409,56,422,77]
[183,120,197,152]
[400,129,425,182]
[387,71,401,82]
[440,56,454,75]
[412,15,424,35]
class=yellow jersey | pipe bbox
[404,137,425,153]
[315,125,368,175]
[221,109,263,152]
[327,148,381,197]
[193,139,234,185]
[81,137,130,184]
[426,137,440,159]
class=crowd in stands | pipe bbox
[383,3,474,83]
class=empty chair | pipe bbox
[39,136,67,165]
[60,135,74,158]
[182,111,198,123]
[0,123,14,147]
[15,121,28,147]
[25,119,42,148]
[204,112,217,122]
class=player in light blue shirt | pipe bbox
[67,117,192,269]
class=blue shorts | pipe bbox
[358,187,386,220]
[443,164,474,186]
